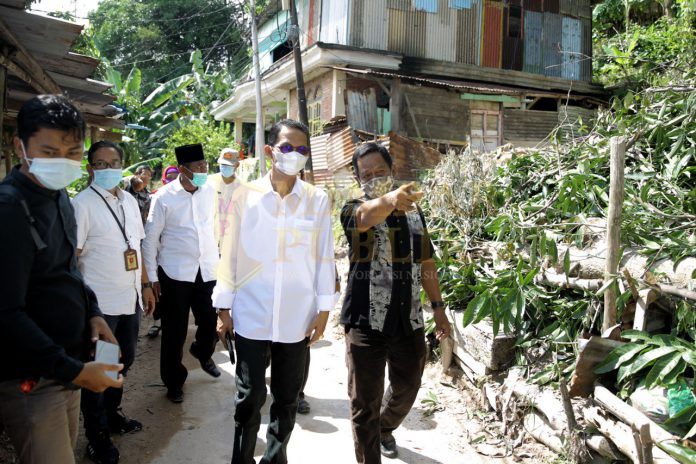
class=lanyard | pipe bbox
[89,186,131,249]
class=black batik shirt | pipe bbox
[340,199,434,336]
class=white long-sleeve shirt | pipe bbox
[143,177,219,283]
[73,184,145,316]
[212,174,336,343]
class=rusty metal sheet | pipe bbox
[544,0,559,14]
[543,12,562,78]
[523,10,543,75]
[350,0,389,49]
[526,0,543,12]
[455,0,482,65]
[326,127,356,173]
[561,16,581,80]
[388,8,428,57]
[502,4,523,70]
[481,1,503,68]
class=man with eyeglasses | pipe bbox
[142,144,221,403]
[214,119,336,464]
[72,141,157,464]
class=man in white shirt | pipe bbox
[214,120,336,464]
[73,141,157,464]
[142,144,221,404]
[207,147,242,246]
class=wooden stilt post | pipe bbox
[603,137,626,333]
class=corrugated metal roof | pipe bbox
[330,66,522,95]
[326,127,356,172]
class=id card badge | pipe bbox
[124,248,139,271]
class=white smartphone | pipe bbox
[95,340,120,380]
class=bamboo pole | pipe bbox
[603,137,626,332]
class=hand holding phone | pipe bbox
[95,340,120,380]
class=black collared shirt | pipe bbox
[0,166,102,383]
[340,199,434,336]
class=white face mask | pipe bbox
[22,142,83,190]
[274,150,308,176]
[362,175,394,199]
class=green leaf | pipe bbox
[644,351,683,388]
[515,290,525,327]
[621,330,653,342]
[530,236,538,267]
[657,440,696,464]
[463,294,486,327]
[142,74,194,109]
[563,249,571,276]
[595,343,645,374]
[548,240,558,265]
[124,67,142,99]
[595,278,617,297]
[617,346,680,383]
[663,359,687,385]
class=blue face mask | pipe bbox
[220,164,236,178]
[22,142,83,190]
[191,172,208,188]
[93,169,123,190]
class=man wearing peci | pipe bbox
[142,143,220,403]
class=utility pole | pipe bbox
[287,0,313,181]
[250,0,266,175]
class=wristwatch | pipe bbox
[215,308,230,315]
[431,301,445,310]
[142,282,153,289]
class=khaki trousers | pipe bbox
[0,378,80,464]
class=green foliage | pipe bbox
[593,1,696,86]
[163,119,234,168]
[88,0,249,92]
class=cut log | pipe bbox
[524,411,564,454]
[593,384,678,446]
[569,337,625,397]
[535,269,602,291]
[458,319,516,371]
[586,434,625,461]
[511,380,568,431]
[585,406,641,463]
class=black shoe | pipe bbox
[108,409,143,435]
[200,358,221,378]
[297,397,311,415]
[86,432,119,464]
[146,324,160,338]
[380,433,398,459]
[166,389,184,403]
[189,345,221,378]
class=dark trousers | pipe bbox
[345,326,427,464]
[158,267,217,391]
[81,306,141,440]
[232,334,308,464]
[299,348,310,398]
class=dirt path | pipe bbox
[76,309,483,464]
